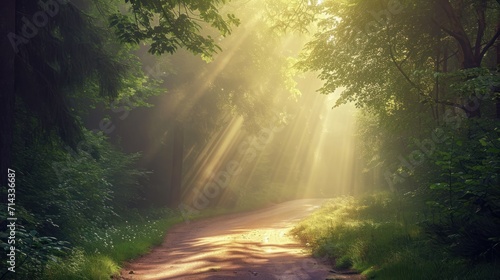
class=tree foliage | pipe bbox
[110,0,240,56]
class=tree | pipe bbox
[0,0,16,190]
[433,0,500,69]
[0,0,239,188]
[291,0,500,260]
[297,0,499,112]
[288,0,498,179]
[1,0,128,188]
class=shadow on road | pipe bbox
[119,199,363,280]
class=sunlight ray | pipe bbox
[182,115,244,204]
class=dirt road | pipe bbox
[119,199,363,280]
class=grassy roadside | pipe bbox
[41,209,183,280]
[291,193,500,280]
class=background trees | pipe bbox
[101,0,317,208]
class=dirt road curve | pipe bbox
[119,199,363,280]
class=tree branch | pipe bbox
[479,25,500,60]
[434,0,477,68]
[473,0,487,60]
[388,46,425,93]
[388,46,468,112]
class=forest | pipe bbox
[0,0,499,279]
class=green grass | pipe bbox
[291,193,500,280]
[42,211,183,280]
[44,252,119,280]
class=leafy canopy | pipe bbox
[110,0,240,56]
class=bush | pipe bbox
[291,193,500,279]
[425,120,500,260]
[5,126,150,278]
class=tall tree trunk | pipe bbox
[435,0,478,68]
[496,41,500,119]
[441,42,449,117]
[433,0,500,118]
[434,41,441,122]
[169,122,184,205]
[0,1,16,189]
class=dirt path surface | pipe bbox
[119,199,364,280]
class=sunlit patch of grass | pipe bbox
[82,255,120,279]
[43,210,183,279]
[292,193,500,279]
[43,249,119,280]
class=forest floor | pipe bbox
[116,199,364,280]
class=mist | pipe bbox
[89,9,364,209]
[4,0,499,278]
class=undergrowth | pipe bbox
[291,193,500,279]
[41,209,182,280]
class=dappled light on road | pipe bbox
[120,199,363,280]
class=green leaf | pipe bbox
[430,183,447,190]
[479,138,488,146]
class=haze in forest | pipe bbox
[86,6,364,209]
[71,0,369,213]
[2,0,499,278]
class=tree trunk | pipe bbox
[435,0,479,68]
[169,122,184,205]
[434,42,441,122]
[0,1,16,189]
[433,0,500,118]
[496,42,500,119]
